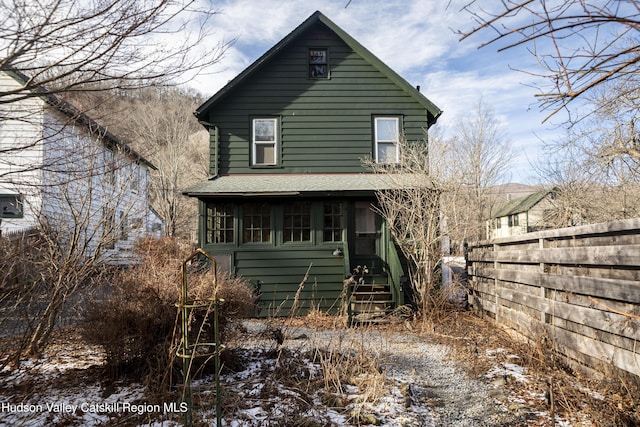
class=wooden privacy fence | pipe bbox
[466,218,640,379]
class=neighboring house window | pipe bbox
[508,214,519,227]
[496,218,501,229]
[374,117,400,163]
[102,207,116,249]
[252,118,278,166]
[130,165,141,193]
[131,217,143,231]
[308,48,328,78]
[283,201,311,243]
[105,149,117,187]
[243,202,271,243]
[206,203,235,244]
[323,202,343,242]
[0,194,23,218]
[119,210,128,240]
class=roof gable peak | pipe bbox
[195,10,441,124]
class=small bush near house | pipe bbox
[80,237,257,393]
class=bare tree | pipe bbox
[0,0,225,359]
[116,87,209,239]
[535,90,640,227]
[575,81,640,164]
[457,0,640,121]
[0,0,231,100]
[0,0,230,186]
[434,100,514,242]
[364,139,446,316]
[533,146,595,227]
[0,129,148,359]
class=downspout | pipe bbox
[196,118,219,177]
[211,125,219,176]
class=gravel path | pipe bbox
[379,331,521,426]
[238,320,527,426]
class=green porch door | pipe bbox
[352,201,384,274]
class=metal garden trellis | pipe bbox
[177,248,224,427]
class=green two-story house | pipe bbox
[184,11,441,317]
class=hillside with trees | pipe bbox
[66,87,210,240]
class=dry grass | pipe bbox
[223,342,390,425]
[211,285,396,426]
[426,309,640,426]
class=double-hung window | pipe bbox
[252,118,278,166]
[374,117,400,164]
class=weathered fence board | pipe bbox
[472,268,640,303]
[469,245,640,266]
[467,217,640,380]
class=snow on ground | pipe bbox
[0,320,598,426]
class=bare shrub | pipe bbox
[0,229,107,366]
[80,237,257,392]
[0,232,46,368]
[81,276,176,390]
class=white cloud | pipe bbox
[190,0,564,184]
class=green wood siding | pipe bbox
[204,22,429,175]
[192,13,438,316]
[199,197,350,316]
[203,246,346,317]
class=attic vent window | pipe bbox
[309,48,328,78]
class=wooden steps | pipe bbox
[349,276,394,325]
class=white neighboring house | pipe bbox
[0,68,162,264]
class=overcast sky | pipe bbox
[190,0,564,184]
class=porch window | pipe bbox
[374,117,400,164]
[252,118,278,166]
[206,203,235,244]
[283,201,311,243]
[323,202,342,242]
[243,202,271,243]
[0,194,23,218]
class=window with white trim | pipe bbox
[374,117,400,164]
[252,118,278,166]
